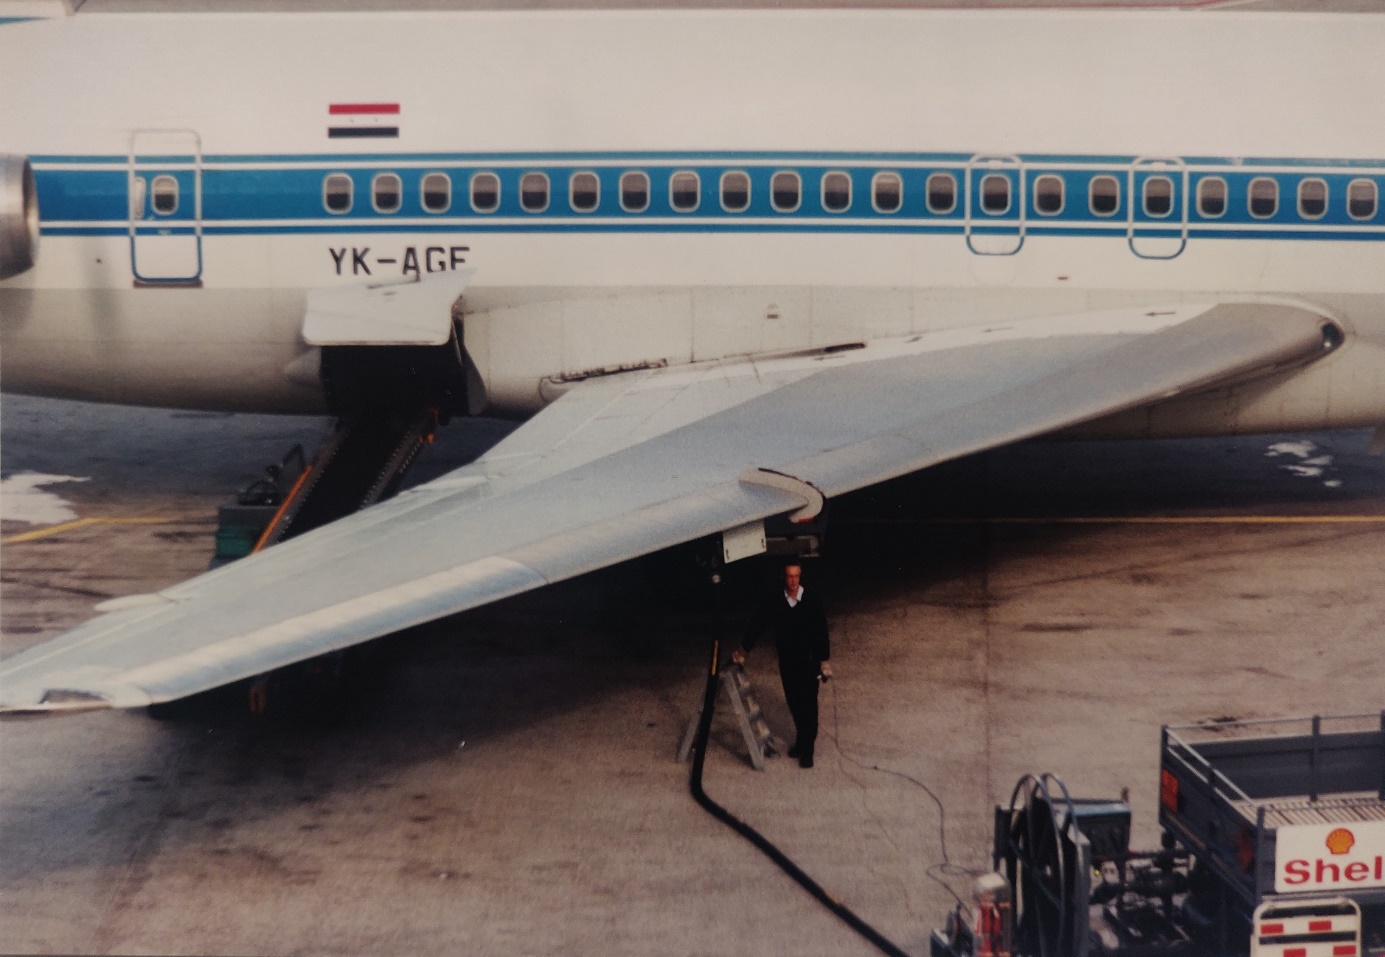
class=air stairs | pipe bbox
[258,406,437,547]
[212,405,438,567]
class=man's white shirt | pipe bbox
[784,586,804,608]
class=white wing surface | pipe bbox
[0,302,1332,712]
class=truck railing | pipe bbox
[1167,713,1385,738]
[1166,713,1385,803]
[1160,713,1385,908]
[1162,724,1266,908]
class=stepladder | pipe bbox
[678,663,782,770]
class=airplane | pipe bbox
[2,1,1383,714]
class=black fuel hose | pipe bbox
[687,637,914,957]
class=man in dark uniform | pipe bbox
[732,563,832,768]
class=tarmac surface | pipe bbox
[3,393,1385,956]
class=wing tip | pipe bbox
[0,688,114,717]
[0,679,159,716]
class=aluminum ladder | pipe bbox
[678,663,781,771]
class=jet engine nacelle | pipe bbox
[0,156,39,281]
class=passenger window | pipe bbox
[620,171,650,212]
[1197,177,1226,218]
[821,171,851,213]
[670,170,700,212]
[520,171,549,213]
[1089,175,1119,217]
[1033,174,1064,216]
[1143,176,1173,217]
[721,171,750,212]
[771,171,801,212]
[1298,178,1327,219]
[1249,177,1278,218]
[323,173,353,214]
[872,172,902,213]
[372,173,402,214]
[151,174,179,215]
[421,172,450,213]
[1348,178,1378,220]
[926,173,956,214]
[980,174,1010,215]
[470,172,500,213]
[570,171,599,212]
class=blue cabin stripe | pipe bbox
[29,151,1385,238]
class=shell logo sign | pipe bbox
[1326,829,1355,855]
[1276,821,1385,893]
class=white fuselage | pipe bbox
[3,8,1385,434]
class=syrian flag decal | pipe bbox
[328,103,400,139]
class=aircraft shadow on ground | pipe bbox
[2,430,1380,877]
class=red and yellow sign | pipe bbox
[1276,821,1385,893]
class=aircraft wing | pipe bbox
[0,302,1332,713]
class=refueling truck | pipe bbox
[933,713,1385,957]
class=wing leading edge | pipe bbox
[0,302,1334,712]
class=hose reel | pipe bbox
[1000,773,1094,957]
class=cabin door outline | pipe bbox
[965,154,1025,256]
[129,129,203,285]
[1127,156,1189,260]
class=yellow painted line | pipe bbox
[842,515,1385,526]
[2,516,176,545]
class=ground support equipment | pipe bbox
[931,713,1385,957]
